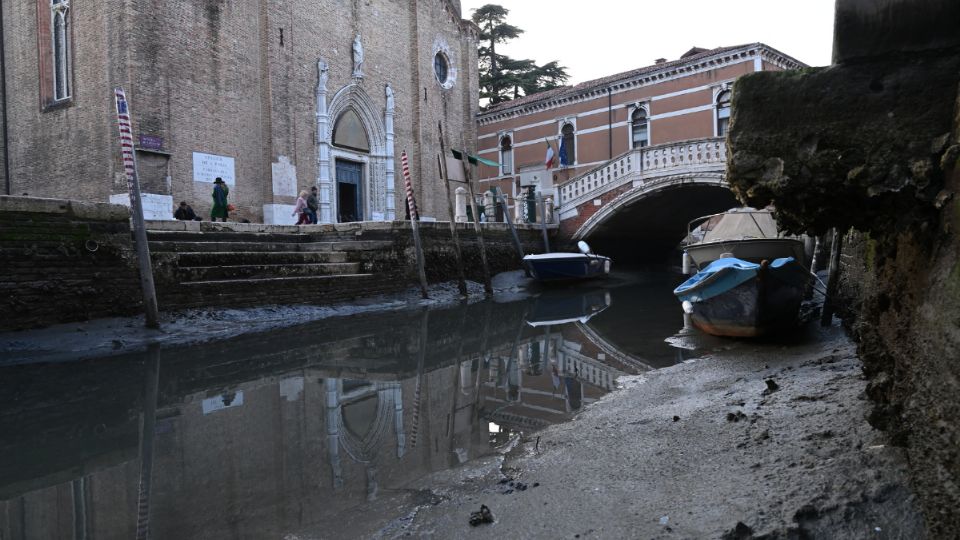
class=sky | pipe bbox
[459,0,835,85]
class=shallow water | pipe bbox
[0,270,696,538]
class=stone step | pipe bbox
[148,240,337,253]
[146,230,313,243]
[175,251,349,267]
[177,262,362,282]
[148,239,395,253]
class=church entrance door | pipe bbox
[336,159,363,222]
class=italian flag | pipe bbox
[544,140,556,169]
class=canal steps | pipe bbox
[146,228,405,310]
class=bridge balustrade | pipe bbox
[557,137,727,211]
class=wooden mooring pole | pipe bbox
[114,88,160,328]
[460,154,493,296]
[437,124,468,296]
[537,192,550,253]
[498,190,531,277]
[401,151,429,299]
[820,228,844,326]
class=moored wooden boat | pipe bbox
[673,257,808,337]
[681,208,806,273]
[524,242,612,283]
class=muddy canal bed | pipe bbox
[0,271,924,538]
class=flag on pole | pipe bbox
[401,151,419,220]
[558,135,569,167]
[544,139,556,169]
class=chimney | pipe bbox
[654,58,667,64]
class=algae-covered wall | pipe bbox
[725,0,960,532]
[0,196,143,331]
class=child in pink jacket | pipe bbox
[292,190,310,225]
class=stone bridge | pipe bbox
[556,137,737,261]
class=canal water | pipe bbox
[0,270,696,538]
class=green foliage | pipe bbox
[471,4,569,107]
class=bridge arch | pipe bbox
[556,138,737,262]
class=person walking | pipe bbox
[211,178,230,222]
[306,186,319,224]
[292,190,310,225]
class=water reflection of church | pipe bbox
[0,300,645,538]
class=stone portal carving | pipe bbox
[318,60,329,93]
[352,34,364,79]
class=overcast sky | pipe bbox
[459,0,835,85]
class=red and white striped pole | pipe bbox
[114,87,159,329]
[401,151,419,221]
[401,151,428,298]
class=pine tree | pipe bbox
[471,4,569,107]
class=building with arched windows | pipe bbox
[0,1,479,223]
[475,43,804,203]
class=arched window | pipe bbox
[560,123,575,166]
[332,109,370,152]
[631,108,649,148]
[51,0,72,101]
[716,90,731,137]
[499,135,513,175]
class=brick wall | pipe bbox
[0,196,143,331]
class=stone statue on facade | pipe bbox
[385,84,394,112]
[317,59,329,93]
[352,34,364,79]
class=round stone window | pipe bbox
[434,52,449,85]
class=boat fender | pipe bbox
[682,251,693,275]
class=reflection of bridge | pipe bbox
[557,137,738,260]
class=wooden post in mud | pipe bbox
[821,229,844,326]
[459,155,493,296]
[537,192,550,253]
[401,151,429,299]
[804,236,822,300]
[498,191,531,277]
[437,124,468,297]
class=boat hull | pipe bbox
[675,257,807,338]
[524,254,612,283]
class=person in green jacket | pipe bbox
[211,177,230,221]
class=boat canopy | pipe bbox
[701,209,780,243]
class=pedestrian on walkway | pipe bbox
[292,190,310,225]
[306,186,319,224]
[211,178,230,222]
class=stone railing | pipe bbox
[557,137,726,209]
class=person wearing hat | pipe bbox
[211,177,230,222]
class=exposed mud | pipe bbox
[379,324,925,539]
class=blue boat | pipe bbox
[523,242,611,283]
[673,257,808,337]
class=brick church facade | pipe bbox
[0,0,478,223]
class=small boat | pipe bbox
[524,242,612,283]
[673,256,809,337]
[681,208,806,274]
[525,288,612,327]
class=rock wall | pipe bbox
[0,196,143,331]
[725,8,960,532]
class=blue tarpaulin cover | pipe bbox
[674,257,796,303]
